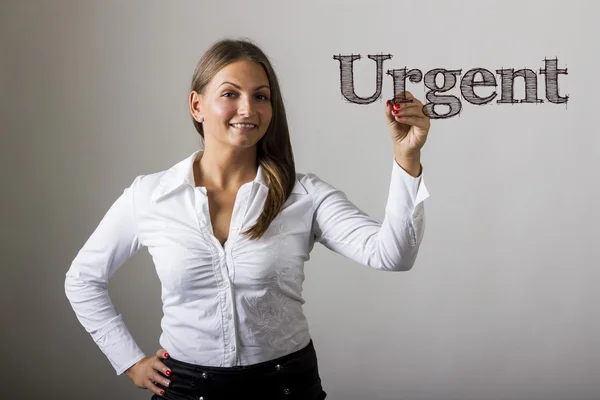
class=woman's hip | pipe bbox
[151,340,327,399]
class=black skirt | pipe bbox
[151,340,327,400]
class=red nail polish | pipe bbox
[393,103,400,109]
[164,352,169,358]
[392,109,398,114]
[166,369,171,376]
[160,390,165,395]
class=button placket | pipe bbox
[217,265,234,363]
[221,274,238,365]
[200,191,234,369]
[226,200,243,282]
[219,249,237,364]
[194,189,207,230]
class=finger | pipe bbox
[151,371,171,389]
[392,99,424,111]
[154,349,171,377]
[395,102,431,118]
[392,106,426,119]
[392,96,423,109]
[156,349,170,359]
[152,358,171,378]
[384,100,396,124]
[393,115,430,129]
[392,100,423,108]
[146,378,166,397]
[386,98,426,123]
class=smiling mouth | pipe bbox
[230,123,257,129]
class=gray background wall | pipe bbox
[2,1,599,399]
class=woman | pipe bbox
[65,38,431,399]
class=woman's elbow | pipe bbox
[373,252,417,271]
[387,258,416,272]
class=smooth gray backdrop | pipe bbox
[2,1,599,399]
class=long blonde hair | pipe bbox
[190,38,296,240]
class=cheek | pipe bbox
[209,101,236,122]
[260,105,273,124]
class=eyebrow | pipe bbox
[218,81,270,91]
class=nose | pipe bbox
[237,95,255,117]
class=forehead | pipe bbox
[211,60,270,87]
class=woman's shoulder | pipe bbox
[126,167,172,204]
[131,170,167,190]
[295,171,338,196]
[128,152,200,203]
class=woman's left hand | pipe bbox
[385,91,430,155]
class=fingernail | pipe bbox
[160,390,165,395]
[164,379,171,387]
[165,369,171,376]
[393,103,400,109]
[164,352,169,358]
[392,109,398,114]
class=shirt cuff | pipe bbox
[95,315,147,375]
[387,158,430,217]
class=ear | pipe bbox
[189,90,204,122]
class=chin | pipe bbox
[228,131,266,147]
[224,137,257,150]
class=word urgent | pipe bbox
[332,55,568,119]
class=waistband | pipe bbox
[164,340,317,376]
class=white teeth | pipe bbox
[231,123,255,128]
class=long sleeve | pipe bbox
[65,175,147,375]
[310,158,430,271]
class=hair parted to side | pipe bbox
[190,38,296,241]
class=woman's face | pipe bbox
[193,60,273,150]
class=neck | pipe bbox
[195,145,258,191]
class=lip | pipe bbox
[230,123,258,131]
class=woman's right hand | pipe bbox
[125,349,172,397]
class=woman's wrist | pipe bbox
[394,149,421,177]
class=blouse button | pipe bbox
[275,364,282,371]
[201,372,208,379]
[283,388,291,395]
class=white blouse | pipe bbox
[65,150,430,375]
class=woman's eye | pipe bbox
[222,92,269,100]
